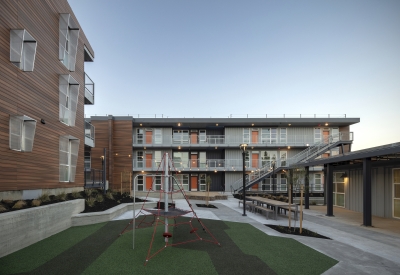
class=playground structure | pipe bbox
[120,153,220,265]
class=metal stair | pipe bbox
[231,132,353,193]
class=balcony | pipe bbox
[84,73,94,105]
[133,134,323,148]
[84,120,95,147]
[132,158,285,172]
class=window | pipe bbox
[173,152,189,168]
[137,175,144,191]
[136,151,143,168]
[10,29,37,71]
[136,129,144,144]
[154,128,162,144]
[84,151,91,169]
[261,128,277,144]
[331,128,339,142]
[314,128,321,143]
[280,151,287,167]
[154,151,162,167]
[314,174,322,191]
[279,174,287,191]
[59,14,79,71]
[393,169,400,219]
[59,136,80,182]
[199,130,206,143]
[174,174,189,191]
[59,75,79,126]
[333,172,345,207]
[280,128,287,143]
[199,174,206,191]
[243,129,250,143]
[9,115,36,152]
[173,130,189,144]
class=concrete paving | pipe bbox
[114,195,400,274]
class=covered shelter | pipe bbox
[296,143,400,226]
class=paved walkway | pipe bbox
[115,196,400,275]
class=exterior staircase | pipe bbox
[231,132,353,193]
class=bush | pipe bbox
[85,189,94,197]
[106,190,114,200]
[38,193,50,203]
[12,200,27,209]
[0,203,7,213]
[31,199,42,207]
[311,201,317,205]
[71,191,82,198]
[96,194,104,203]
[85,197,96,207]
[56,191,67,201]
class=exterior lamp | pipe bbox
[340,172,348,179]
[240,143,248,216]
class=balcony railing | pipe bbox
[84,73,94,105]
[132,158,285,171]
[84,121,95,147]
[133,134,324,147]
[84,168,105,189]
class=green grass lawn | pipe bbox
[0,217,337,275]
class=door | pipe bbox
[252,130,258,144]
[191,175,198,191]
[323,130,329,144]
[191,132,198,144]
[145,130,152,144]
[146,177,153,190]
[191,153,198,168]
[394,169,400,219]
[145,153,152,168]
[252,153,259,190]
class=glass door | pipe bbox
[333,172,345,207]
[199,174,206,191]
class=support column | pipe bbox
[305,166,309,209]
[326,164,334,216]
[289,169,293,204]
[363,158,372,226]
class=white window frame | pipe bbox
[199,174,206,191]
[333,172,345,207]
[59,136,80,182]
[9,115,37,152]
[175,174,189,191]
[136,151,144,168]
[314,173,322,191]
[10,29,37,71]
[393,168,400,219]
[280,128,287,144]
[59,14,80,71]
[243,128,250,143]
[199,130,206,143]
[280,151,287,167]
[314,128,321,143]
[137,175,144,191]
[59,75,79,126]
[154,128,162,144]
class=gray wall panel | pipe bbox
[225,172,242,192]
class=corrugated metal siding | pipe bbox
[210,173,224,191]
[348,169,363,212]
[287,127,314,144]
[225,172,242,192]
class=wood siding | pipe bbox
[0,0,94,192]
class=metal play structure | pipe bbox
[119,153,220,265]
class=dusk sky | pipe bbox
[68,0,400,151]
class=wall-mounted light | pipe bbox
[216,123,218,126]
[41,119,46,124]
[287,146,291,149]
[251,123,254,126]
[140,123,142,126]
[340,172,348,179]
[325,123,329,126]
[288,123,291,126]
[178,123,181,126]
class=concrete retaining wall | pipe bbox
[71,201,157,226]
[0,199,84,258]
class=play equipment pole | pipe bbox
[164,153,169,243]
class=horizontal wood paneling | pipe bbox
[0,0,94,192]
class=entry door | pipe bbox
[252,130,258,144]
[323,130,329,144]
[145,130,152,144]
[145,153,152,168]
[191,132,198,144]
[191,154,198,168]
[191,175,198,191]
[146,177,153,190]
[394,169,400,219]
[251,153,259,190]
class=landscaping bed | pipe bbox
[0,189,146,215]
[265,224,331,239]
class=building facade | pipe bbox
[88,115,359,194]
[0,0,95,200]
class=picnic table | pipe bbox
[245,196,299,220]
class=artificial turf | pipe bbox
[0,217,338,275]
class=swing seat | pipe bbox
[163,232,172,238]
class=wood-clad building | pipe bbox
[0,0,95,200]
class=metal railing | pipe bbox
[84,168,105,188]
[84,73,94,104]
[85,121,95,140]
[232,132,353,193]
[133,134,332,147]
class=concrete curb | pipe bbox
[71,202,157,226]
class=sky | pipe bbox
[68,0,400,151]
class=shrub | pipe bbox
[122,192,130,198]
[0,203,7,213]
[106,190,114,200]
[85,197,96,207]
[56,191,67,201]
[96,193,104,203]
[38,193,50,203]
[85,189,93,197]
[12,200,27,209]
[71,191,82,198]
[311,201,317,205]
[31,199,42,207]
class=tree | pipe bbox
[285,166,308,230]
[205,176,212,206]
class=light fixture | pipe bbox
[140,123,142,126]
[178,123,181,126]
[325,123,329,126]
[216,123,218,126]
[215,146,218,149]
[288,123,291,126]
[144,147,146,150]
[251,123,254,126]
[287,146,290,149]
[340,172,348,179]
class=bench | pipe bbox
[239,201,257,212]
[278,205,300,220]
[254,205,274,219]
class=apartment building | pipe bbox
[88,115,359,193]
[0,0,95,200]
